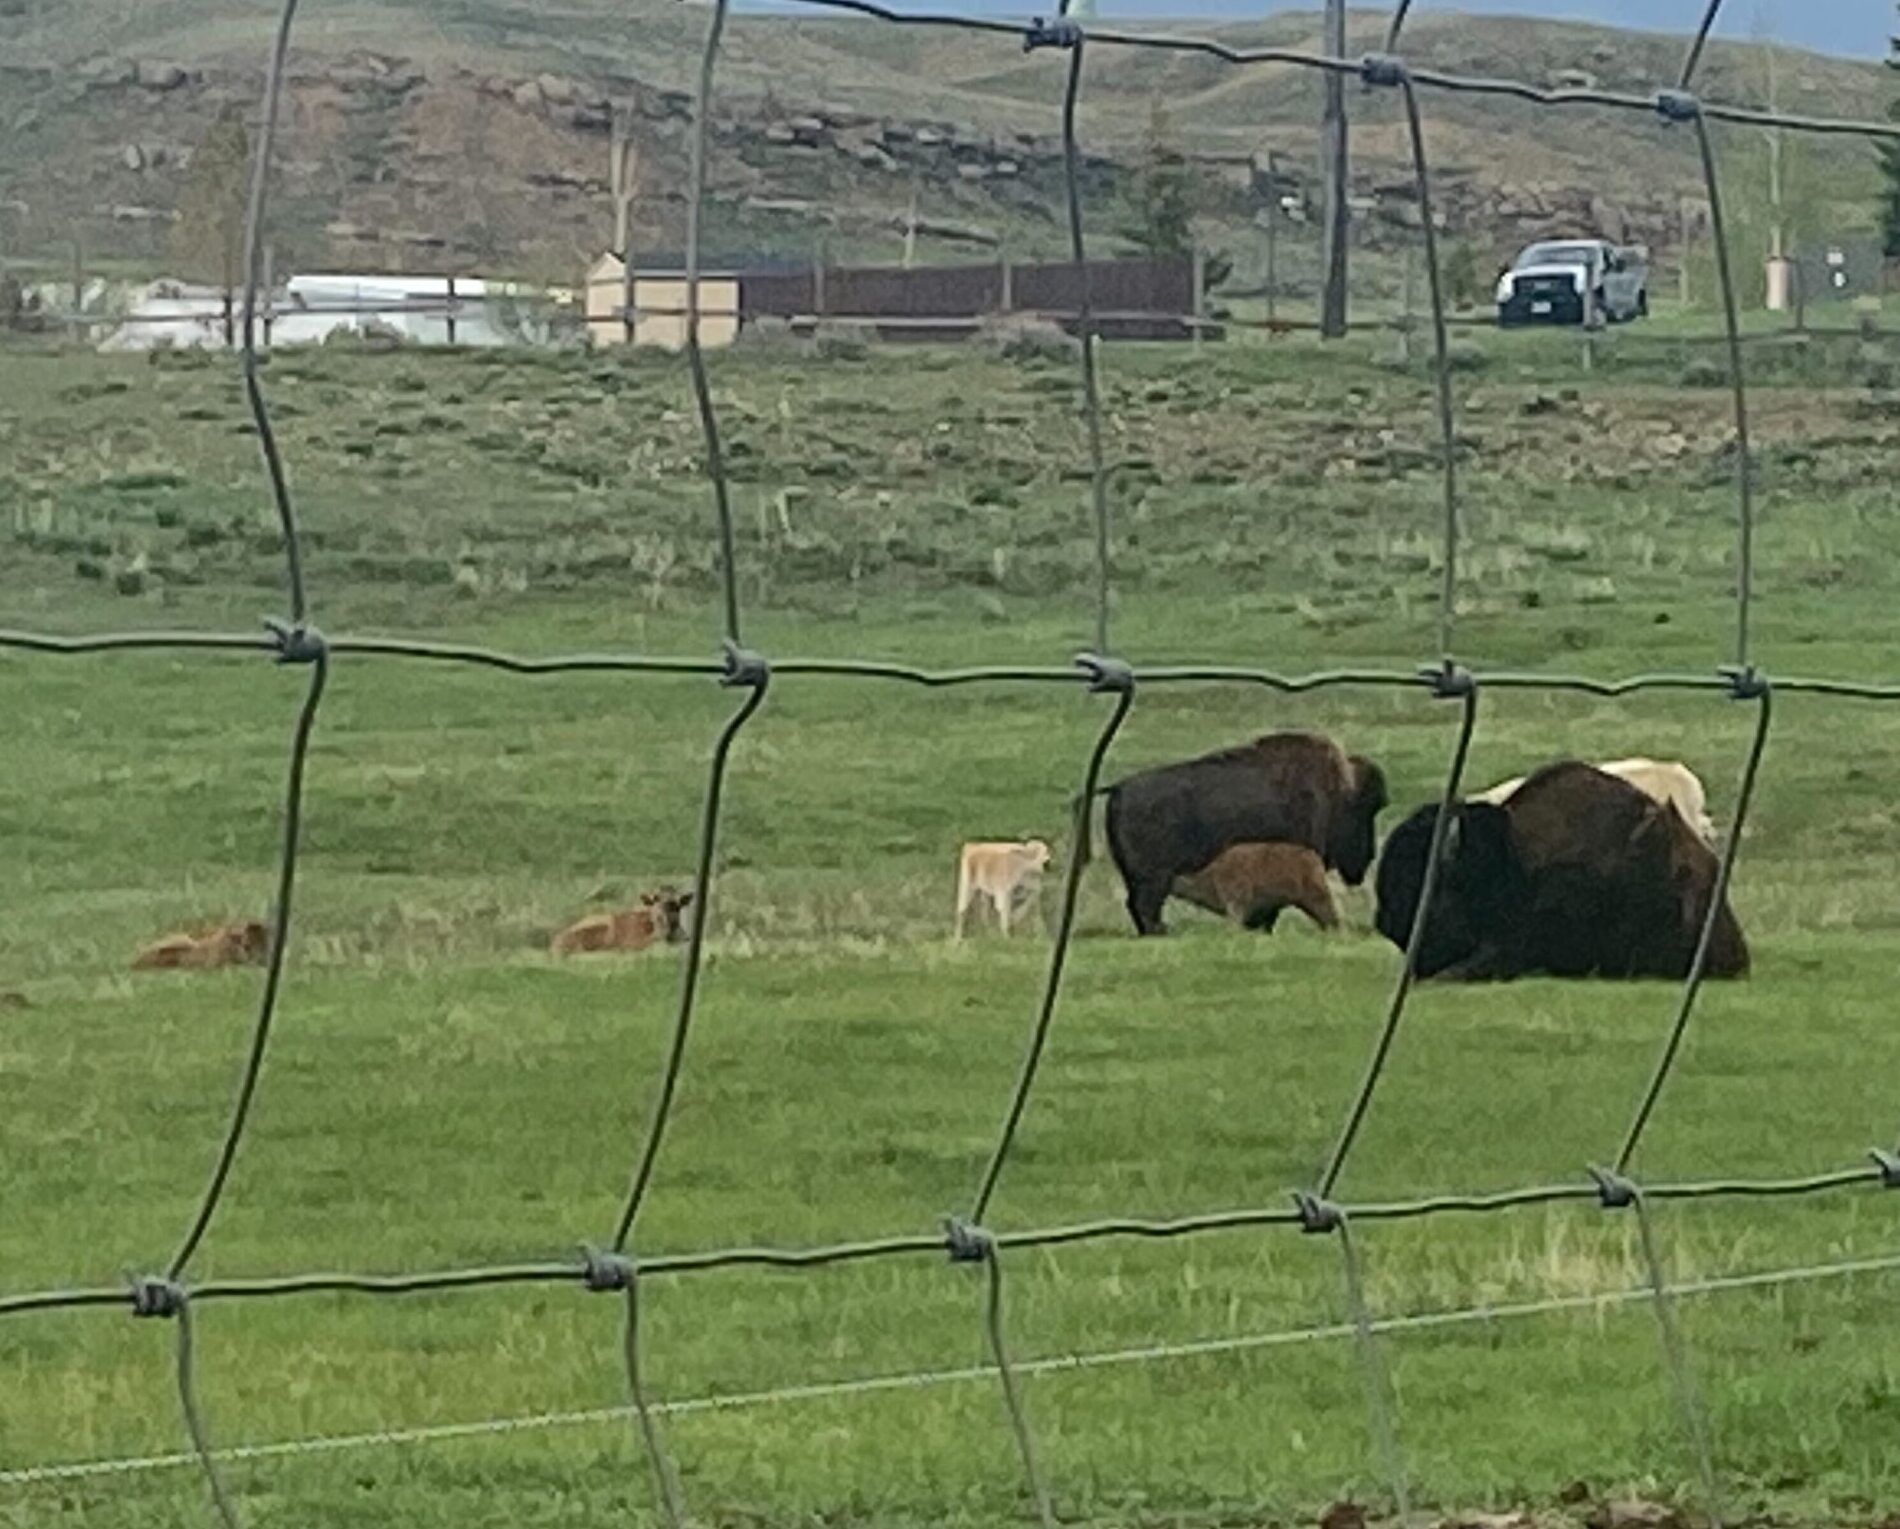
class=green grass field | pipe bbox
[5,325,1900,1528]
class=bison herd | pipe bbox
[1095,729,1748,982]
[121,729,1748,985]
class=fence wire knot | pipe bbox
[1022,15,1082,51]
[1419,661,1476,700]
[1589,1165,1640,1209]
[1359,53,1408,88]
[1294,1191,1344,1234]
[581,1246,636,1293]
[129,1275,187,1319]
[943,1216,996,1263]
[1721,665,1769,702]
[720,642,770,689]
[1872,1149,1900,1189]
[1655,88,1702,123]
[264,617,327,665]
[1076,653,1134,694]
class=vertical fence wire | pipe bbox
[173,1300,244,1529]
[1393,72,1460,666]
[980,1249,1058,1529]
[1688,109,1757,672]
[1054,37,1114,657]
[1316,682,1478,1201]
[1333,1218,1411,1524]
[969,678,1134,1225]
[1630,1192,1725,1529]
[620,1272,689,1529]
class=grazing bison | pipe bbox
[132,919,271,971]
[1101,731,1387,936]
[1475,755,1718,846]
[1373,761,1748,981]
[550,887,694,956]
[1172,840,1340,933]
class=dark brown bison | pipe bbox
[1172,840,1341,933]
[1101,731,1388,936]
[1372,760,1749,981]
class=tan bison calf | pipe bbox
[1100,730,1388,936]
[550,887,694,956]
[132,919,271,971]
[1172,841,1340,933]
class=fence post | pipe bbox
[262,242,275,349]
[1397,243,1414,365]
[1191,241,1205,350]
[69,235,84,347]
[1000,251,1013,314]
[813,239,827,320]
[446,273,458,347]
[623,251,635,348]
[1264,186,1279,328]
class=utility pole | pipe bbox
[610,103,641,344]
[903,182,919,269]
[1318,0,1349,338]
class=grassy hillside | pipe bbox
[0,2,1888,288]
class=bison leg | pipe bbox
[1437,943,1520,982]
[1124,877,1170,936]
[1239,903,1283,933]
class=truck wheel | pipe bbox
[1636,289,1649,319]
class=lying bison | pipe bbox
[1373,761,1748,981]
[1101,730,1388,936]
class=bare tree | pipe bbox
[610,103,643,343]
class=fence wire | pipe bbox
[5,0,1900,1523]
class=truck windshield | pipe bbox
[1515,243,1598,269]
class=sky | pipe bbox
[749,1,1891,60]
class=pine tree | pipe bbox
[170,104,251,292]
[1125,100,1195,259]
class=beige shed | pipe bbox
[585,252,739,350]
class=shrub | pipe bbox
[975,313,1078,364]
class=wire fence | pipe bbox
[6,0,1900,1524]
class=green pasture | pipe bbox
[3,329,1900,1527]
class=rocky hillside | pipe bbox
[0,2,1888,290]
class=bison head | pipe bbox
[1329,756,1390,887]
[1373,799,1521,977]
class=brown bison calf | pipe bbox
[1373,761,1748,981]
[1172,841,1340,933]
[550,887,694,956]
[132,919,271,971]
[1101,730,1387,936]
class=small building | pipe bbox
[585,251,739,351]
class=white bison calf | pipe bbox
[954,840,1051,939]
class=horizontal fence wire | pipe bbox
[6,0,1900,1521]
[10,1246,1900,1491]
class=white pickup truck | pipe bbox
[1496,238,1649,328]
